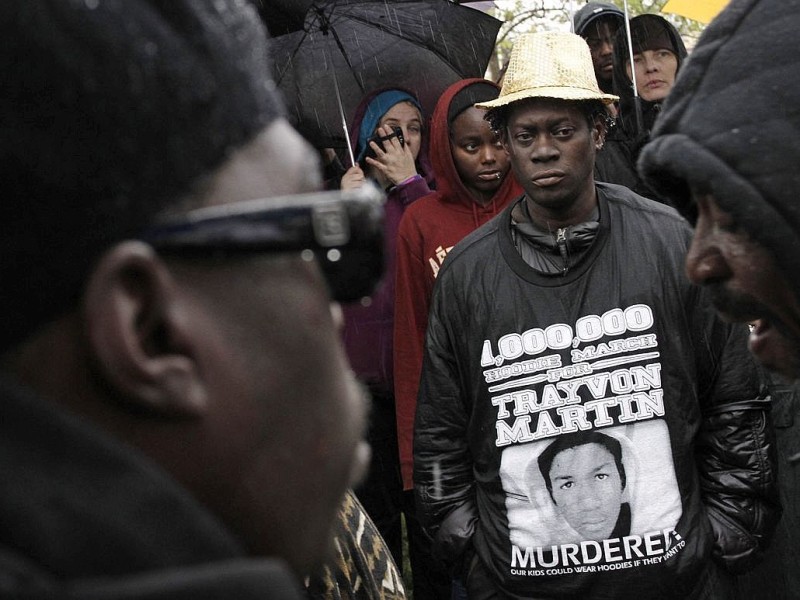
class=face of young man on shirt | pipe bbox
[548,442,625,541]
[503,98,603,226]
[685,192,800,379]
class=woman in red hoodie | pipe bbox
[394,79,522,494]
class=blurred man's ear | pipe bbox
[82,241,208,418]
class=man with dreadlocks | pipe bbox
[413,31,779,600]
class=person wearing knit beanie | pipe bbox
[639,0,800,381]
[0,1,376,598]
[641,4,800,596]
[572,2,625,95]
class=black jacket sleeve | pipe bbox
[413,279,477,576]
[691,292,781,573]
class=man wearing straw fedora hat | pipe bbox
[413,31,778,599]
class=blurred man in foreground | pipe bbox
[640,0,800,383]
[0,1,379,598]
[640,1,800,596]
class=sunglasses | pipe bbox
[140,184,386,302]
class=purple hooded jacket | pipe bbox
[341,87,434,394]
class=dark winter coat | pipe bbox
[0,377,303,600]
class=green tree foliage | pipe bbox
[486,0,705,81]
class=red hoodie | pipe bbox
[393,78,522,489]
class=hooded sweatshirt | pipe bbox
[596,15,687,201]
[394,79,522,489]
[639,0,800,303]
[341,87,434,396]
[613,14,688,145]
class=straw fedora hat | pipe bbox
[476,31,618,109]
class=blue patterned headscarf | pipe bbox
[356,90,421,162]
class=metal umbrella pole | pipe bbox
[330,63,356,167]
[319,6,360,167]
[622,0,644,133]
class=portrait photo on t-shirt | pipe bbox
[501,421,681,549]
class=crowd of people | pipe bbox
[0,1,797,599]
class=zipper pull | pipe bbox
[556,227,569,274]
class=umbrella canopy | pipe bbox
[254,0,314,36]
[661,0,730,24]
[271,0,502,151]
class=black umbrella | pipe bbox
[254,0,313,36]
[270,0,502,159]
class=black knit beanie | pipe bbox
[0,0,285,352]
[572,2,624,38]
[639,0,800,300]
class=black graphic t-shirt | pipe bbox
[414,183,767,599]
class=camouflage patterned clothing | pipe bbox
[307,490,406,600]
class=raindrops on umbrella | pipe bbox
[266,0,502,154]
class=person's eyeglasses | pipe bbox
[140,184,385,302]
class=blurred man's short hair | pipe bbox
[0,0,285,352]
